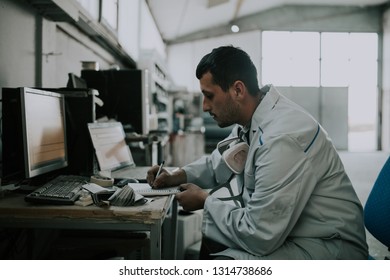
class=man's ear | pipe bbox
[232,80,246,98]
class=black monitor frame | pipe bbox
[2,87,68,180]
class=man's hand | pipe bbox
[146,165,187,188]
[175,183,209,211]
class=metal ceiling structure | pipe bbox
[146,0,389,44]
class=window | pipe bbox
[321,33,350,86]
[321,33,378,87]
[262,31,379,151]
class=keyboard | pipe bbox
[25,175,88,205]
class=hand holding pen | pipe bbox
[148,160,165,188]
[156,160,165,178]
[146,160,188,189]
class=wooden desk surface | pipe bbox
[0,192,172,223]
[0,168,178,259]
[0,166,175,224]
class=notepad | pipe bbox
[128,183,181,196]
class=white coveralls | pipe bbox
[182,85,368,259]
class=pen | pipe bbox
[156,160,165,178]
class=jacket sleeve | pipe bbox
[182,126,240,188]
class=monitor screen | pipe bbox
[87,122,135,172]
[2,87,68,179]
[23,88,68,177]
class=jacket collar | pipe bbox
[249,84,280,135]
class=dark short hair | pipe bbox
[196,46,260,95]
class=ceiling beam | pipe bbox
[166,4,383,45]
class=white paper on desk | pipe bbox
[128,183,180,196]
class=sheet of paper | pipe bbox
[127,183,180,196]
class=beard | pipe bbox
[214,99,240,128]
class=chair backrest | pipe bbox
[364,156,390,248]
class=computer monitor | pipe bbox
[2,87,68,180]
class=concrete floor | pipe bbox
[339,151,389,259]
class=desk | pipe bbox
[0,178,177,260]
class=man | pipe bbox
[147,46,368,260]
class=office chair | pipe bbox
[364,156,390,259]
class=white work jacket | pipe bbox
[183,85,368,259]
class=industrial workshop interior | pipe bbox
[0,0,389,261]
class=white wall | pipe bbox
[167,30,261,92]
[0,0,165,89]
[0,0,166,162]
[0,0,36,88]
[52,22,118,87]
[139,0,166,61]
[118,0,141,61]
